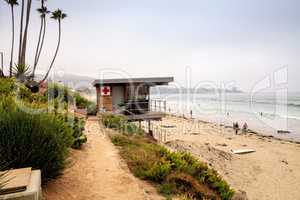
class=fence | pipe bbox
[150,99,167,112]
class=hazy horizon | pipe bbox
[1,0,299,92]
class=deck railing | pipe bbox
[150,99,167,112]
[123,100,149,115]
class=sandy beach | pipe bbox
[150,115,300,200]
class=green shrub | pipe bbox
[87,101,97,115]
[109,134,234,200]
[46,83,73,103]
[70,117,87,149]
[102,113,127,129]
[0,98,73,182]
[144,160,172,182]
[74,92,89,108]
[0,78,15,96]
[102,113,144,135]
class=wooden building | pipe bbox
[92,77,173,121]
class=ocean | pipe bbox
[152,92,300,142]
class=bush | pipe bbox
[46,83,73,103]
[110,134,234,200]
[102,113,127,129]
[0,98,73,182]
[74,92,89,108]
[101,113,144,135]
[0,78,15,96]
[87,101,97,115]
[70,117,87,149]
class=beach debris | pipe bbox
[281,159,288,165]
[231,149,255,154]
[161,125,176,128]
[216,143,227,147]
[277,130,290,134]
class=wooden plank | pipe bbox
[0,168,31,195]
[231,149,255,154]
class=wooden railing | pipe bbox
[123,100,149,115]
[150,99,167,112]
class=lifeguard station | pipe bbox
[93,77,173,128]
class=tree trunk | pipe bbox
[20,0,32,66]
[32,16,44,79]
[34,17,47,77]
[18,0,24,65]
[40,20,61,83]
[9,5,15,77]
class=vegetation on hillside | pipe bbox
[101,114,234,200]
[0,78,90,182]
[101,113,144,135]
[0,97,73,180]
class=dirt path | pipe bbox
[43,117,164,200]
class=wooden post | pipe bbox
[159,100,161,112]
[148,120,152,136]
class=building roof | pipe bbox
[93,77,174,86]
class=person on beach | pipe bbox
[233,122,239,134]
[242,122,248,133]
[190,110,193,119]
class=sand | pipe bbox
[43,117,164,200]
[150,115,300,200]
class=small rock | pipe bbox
[281,160,288,165]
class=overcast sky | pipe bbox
[1,0,299,92]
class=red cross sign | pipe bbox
[101,86,111,96]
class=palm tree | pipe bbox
[40,9,67,83]
[4,0,19,77]
[13,63,31,82]
[18,0,24,65]
[32,1,49,79]
[20,0,32,66]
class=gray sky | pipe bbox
[1,0,299,92]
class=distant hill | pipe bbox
[38,73,96,94]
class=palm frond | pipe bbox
[51,9,67,20]
[3,0,18,5]
[13,64,31,80]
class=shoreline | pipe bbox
[168,113,300,144]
